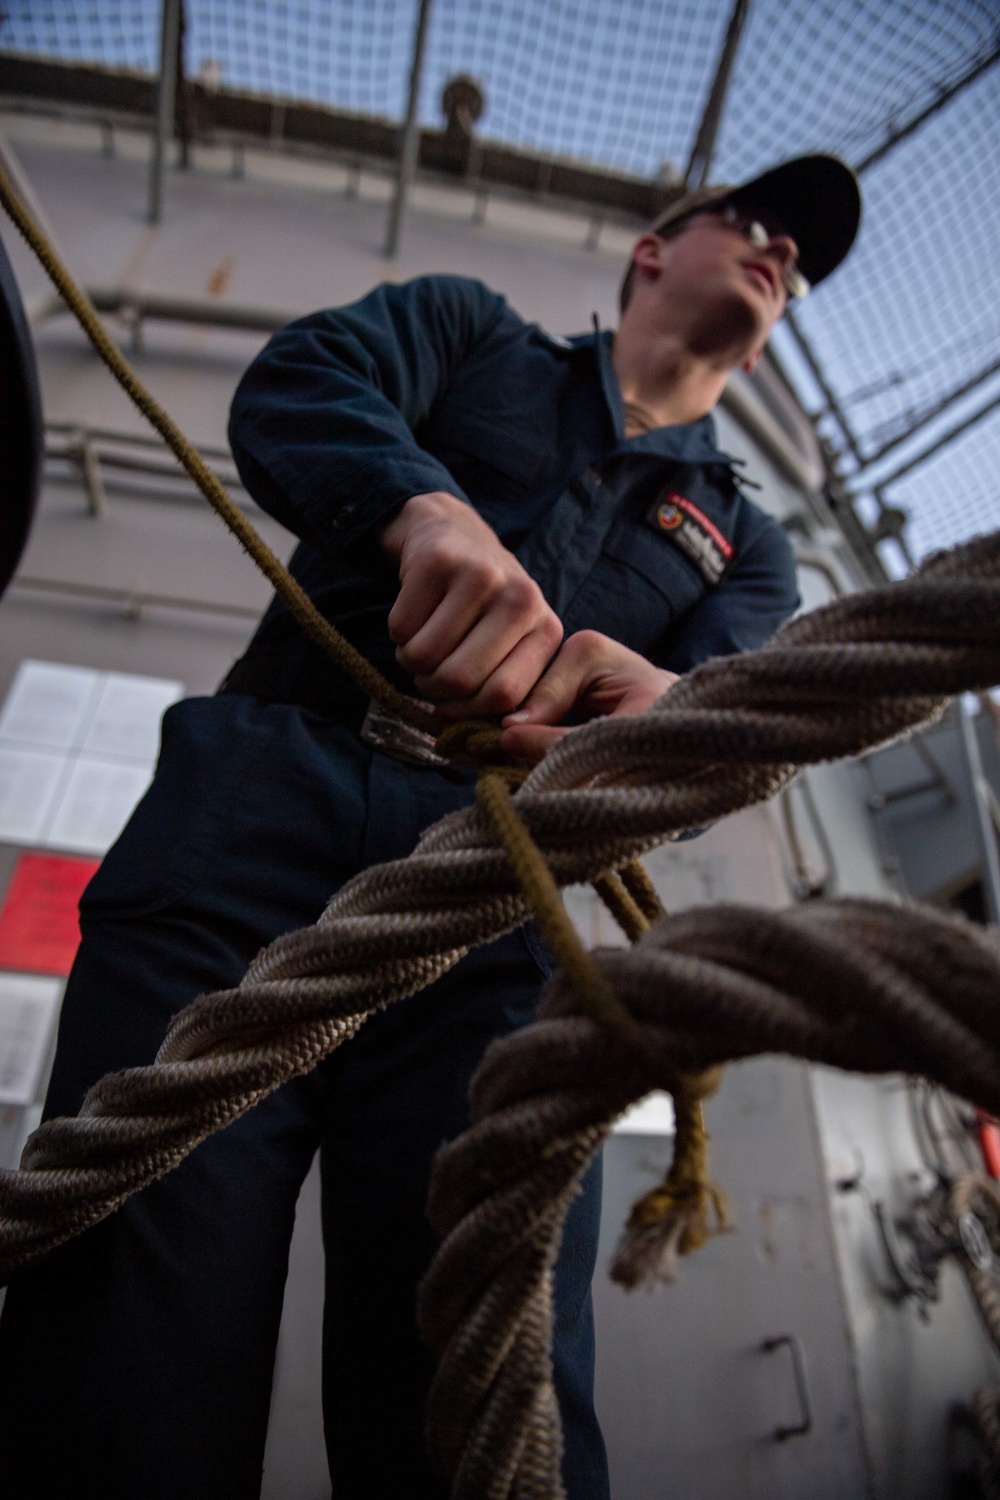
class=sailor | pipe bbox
[0,154,860,1498]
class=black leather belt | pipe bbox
[218,651,370,731]
[218,653,448,767]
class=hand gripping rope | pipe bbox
[4,160,1000,1500]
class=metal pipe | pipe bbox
[959,701,1000,925]
[784,306,864,467]
[683,0,751,189]
[148,0,182,225]
[175,0,191,168]
[791,549,846,598]
[719,372,822,494]
[47,441,244,493]
[76,433,108,518]
[10,573,261,623]
[870,389,1000,490]
[384,0,434,258]
[45,419,234,464]
[43,424,251,507]
[35,285,300,335]
[855,44,1000,175]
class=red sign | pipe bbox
[0,853,100,975]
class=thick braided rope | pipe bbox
[0,158,435,734]
[1,529,999,1283]
[418,898,1000,1499]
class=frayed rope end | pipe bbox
[609,1177,731,1289]
[609,1067,731,1290]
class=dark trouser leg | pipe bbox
[0,698,369,1499]
[554,1152,606,1500]
[0,699,609,1498]
[320,924,610,1500]
[0,915,326,1500]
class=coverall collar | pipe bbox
[578,316,730,466]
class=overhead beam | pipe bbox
[778,41,1000,479]
[683,0,751,189]
[871,388,1000,491]
[858,353,1000,469]
[856,42,1000,175]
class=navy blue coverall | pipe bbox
[0,276,798,1500]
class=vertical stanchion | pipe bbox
[683,0,750,189]
[384,0,434,259]
[960,701,1000,925]
[148,0,182,226]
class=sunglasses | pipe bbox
[696,203,810,300]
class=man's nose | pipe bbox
[767,233,800,269]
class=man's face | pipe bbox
[632,205,801,360]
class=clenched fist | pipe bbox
[379,491,563,719]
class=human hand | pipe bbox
[379,491,563,718]
[498,629,678,761]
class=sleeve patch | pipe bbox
[647,491,735,585]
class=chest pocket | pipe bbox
[606,519,709,614]
[559,519,709,655]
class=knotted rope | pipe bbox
[0,527,998,1287]
[609,1066,728,1289]
[478,774,727,1273]
[418,898,1000,1498]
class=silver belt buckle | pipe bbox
[360,697,448,767]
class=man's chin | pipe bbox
[688,290,764,362]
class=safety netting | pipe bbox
[1,0,999,564]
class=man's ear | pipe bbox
[741,348,762,375]
[631,233,666,276]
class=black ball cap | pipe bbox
[728,154,862,287]
[651,153,862,288]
